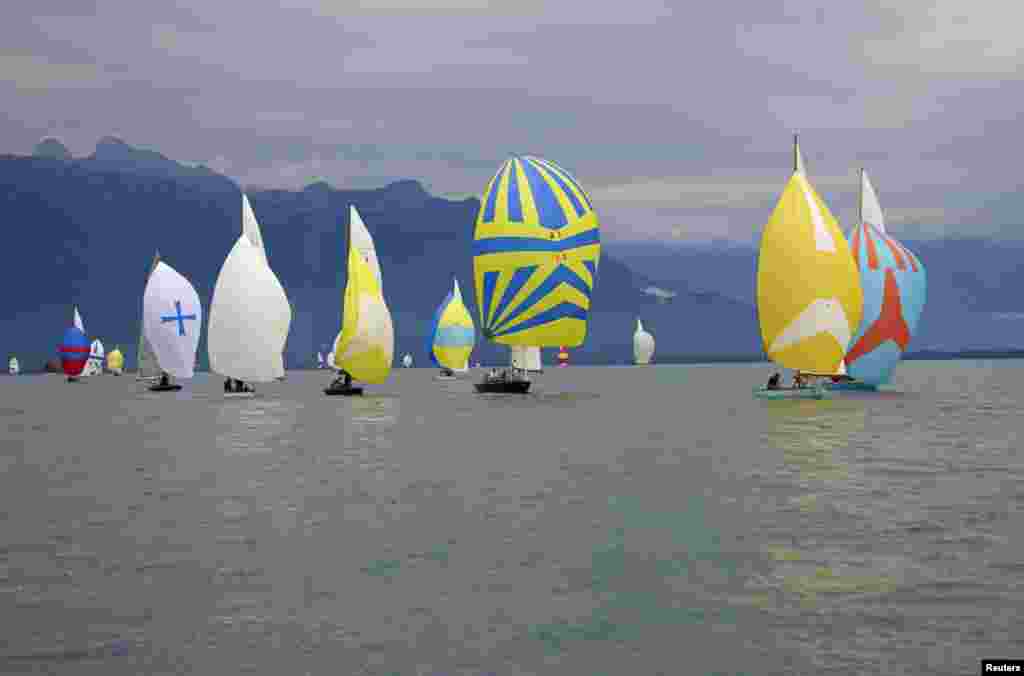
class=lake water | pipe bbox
[1,362,1021,675]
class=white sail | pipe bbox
[633,319,655,365]
[349,206,383,288]
[242,193,268,266]
[86,339,105,375]
[860,169,885,233]
[510,345,542,372]
[208,236,291,383]
[143,261,202,379]
[327,351,335,369]
[8,357,18,375]
[402,354,413,368]
[317,351,325,368]
[73,306,84,333]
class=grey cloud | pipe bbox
[1,0,1021,240]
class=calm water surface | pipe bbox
[0,362,1022,675]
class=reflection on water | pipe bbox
[2,366,1023,674]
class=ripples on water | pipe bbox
[0,362,1022,675]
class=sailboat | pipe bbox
[753,136,863,399]
[326,206,394,396]
[829,168,927,391]
[557,346,569,367]
[143,261,202,392]
[107,346,124,375]
[316,351,325,369]
[85,339,105,376]
[208,194,293,398]
[472,155,601,394]
[633,319,655,365]
[8,356,19,375]
[428,277,475,380]
[60,306,90,382]
[136,252,163,382]
[402,354,413,368]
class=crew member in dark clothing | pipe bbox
[159,372,170,388]
[767,373,781,390]
[224,378,233,393]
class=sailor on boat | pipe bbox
[793,372,806,388]
[766,373,781,390]
[159,372,170,388]
[329,370,354,390]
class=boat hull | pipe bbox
[825,381,877,392]
[753,386,827,400]
[224,391,257,399]
[324,385,363,396]
[149,384,182,392]
[475,380,531,394]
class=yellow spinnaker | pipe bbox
[332,216,394,383]
[757,137,863,374]
[106,347,124,371]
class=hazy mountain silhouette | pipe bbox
[2,138,760,371]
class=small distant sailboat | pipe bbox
[137,252,163,382]
[428,278,475,380]
[60,306,90,382]
[326,206,394,396]
[402,353,413,368]
[84,339,105,376]
[557,346,569,367]
[472,155,601,394]
[633,319,655,365]
[8,356,19,375]
[208,194,293,398]
[107,346,124,375]
[143,261,202,392]
[316,351,325,369]
[829,168,927,391]
[754,136,863,400]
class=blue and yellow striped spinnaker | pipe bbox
[426,278,475,370]
[472,155,601,348]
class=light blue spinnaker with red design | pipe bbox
[843,169,927,386]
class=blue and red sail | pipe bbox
[60,326,90,376]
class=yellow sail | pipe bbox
[332,215,394,383]
[756,137,863,374]
[106,347,124,371]
[472,156,600,348]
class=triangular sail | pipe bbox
[756,136,863,374]
[136,252,162,380]
[859,169,885,233]
[844,168,927,385]
[333,210,394,383]
[73,306,84,333]
[242,194,268,266]
[349,206,383,288]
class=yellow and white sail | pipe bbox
[332,208,394,383]
[756,136,863,374]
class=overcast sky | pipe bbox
[2,0,1021,242]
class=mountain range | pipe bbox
[4,138,1021,373]
[2,138,761,372]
